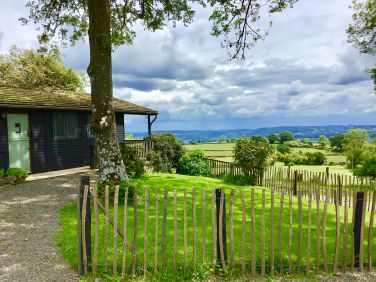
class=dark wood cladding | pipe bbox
[0,116,8,169]
[0,108,125,173]
[115,112,125,143]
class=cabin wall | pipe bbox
[0,108,125,173]
[0,111,8,169]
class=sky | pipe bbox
[0,1,375,132]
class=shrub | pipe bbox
[304,152,326,165]
[0,169,4,178]
[148,133,184,173]
[277,144,291,154]
[277,152,326,166]
[178,150,211,177]
[234,136,271,185]
[283,140,300,147]
[7,167,28,181]
[120,144,145,178]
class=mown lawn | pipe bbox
[57,173,375,281]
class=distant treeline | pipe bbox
[129,125,376,144]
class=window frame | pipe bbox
[53,112,78,140]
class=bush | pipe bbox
[7,167,28,181]
[234,136,271,185]
[148,133,184,173]
[283,140,300,147]
[277,152,326,166]
[277,144,291,154]
[0,169,4,178]
[120,144,145,178]
[178,150,211,177]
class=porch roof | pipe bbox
[0,86,158,115]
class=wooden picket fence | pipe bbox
[77,176,376,278]
[123,139,154,159]
[205,158,375,206]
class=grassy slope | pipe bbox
[57,173,374,281]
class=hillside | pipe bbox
[131,124,376,144]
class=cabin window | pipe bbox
[87,114,93,138]
[53,112,78,140]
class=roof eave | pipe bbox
[0,104,158,115]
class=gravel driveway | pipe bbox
[0,173,95,282]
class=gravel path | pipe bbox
[0,173,92,282]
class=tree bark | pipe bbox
[87,0,126,183]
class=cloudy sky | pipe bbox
[0,0,375,132]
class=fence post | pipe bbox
[353,191,365,268]
[78,176,91,274]
[293,170,298,196]
[216,188,227,270]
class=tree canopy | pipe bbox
[279,131,295,143]
[344,128,369,169]
[0,46,84,91]
[21,0,297,59]
[347,0,376,90]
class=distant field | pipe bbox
[184,142,351,175]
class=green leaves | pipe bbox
[23,0,296,59]
[0,45,85,91]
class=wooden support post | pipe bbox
[78,176,91,275]
[353,191,366,269]
[293,170,298,196]
[216,188,227,270]
[147,115,151,136]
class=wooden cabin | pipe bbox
[0,86,158,173]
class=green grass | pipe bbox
[57,173,375,281]
[185,142,351,175]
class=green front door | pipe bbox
[7,114,30,172]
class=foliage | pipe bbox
[347,0,376,55]
[301,138,313,147]
[0,169,4,178]
[283,140,300,147]
[148,134,185,173]
[0,46,84,91]
[276,144,291,154]
[178,150,212,177]
[279,131,295,143]
[119,144,145,178]
[218,135,227,143]
[234,136,270,185]
[278,152,326,166]
[354,142,376,177]
[347,0,376,91]
[6,167,28,181]
[267,133,279,144]
[344,129,369,169]
[330,134,347,152]
[22,1,297,60]
[318,135,329,148]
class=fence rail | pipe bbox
[205,158,375,206]
[77,176,376,278]
[122,139,154,159]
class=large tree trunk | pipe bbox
[87,0,126,183]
